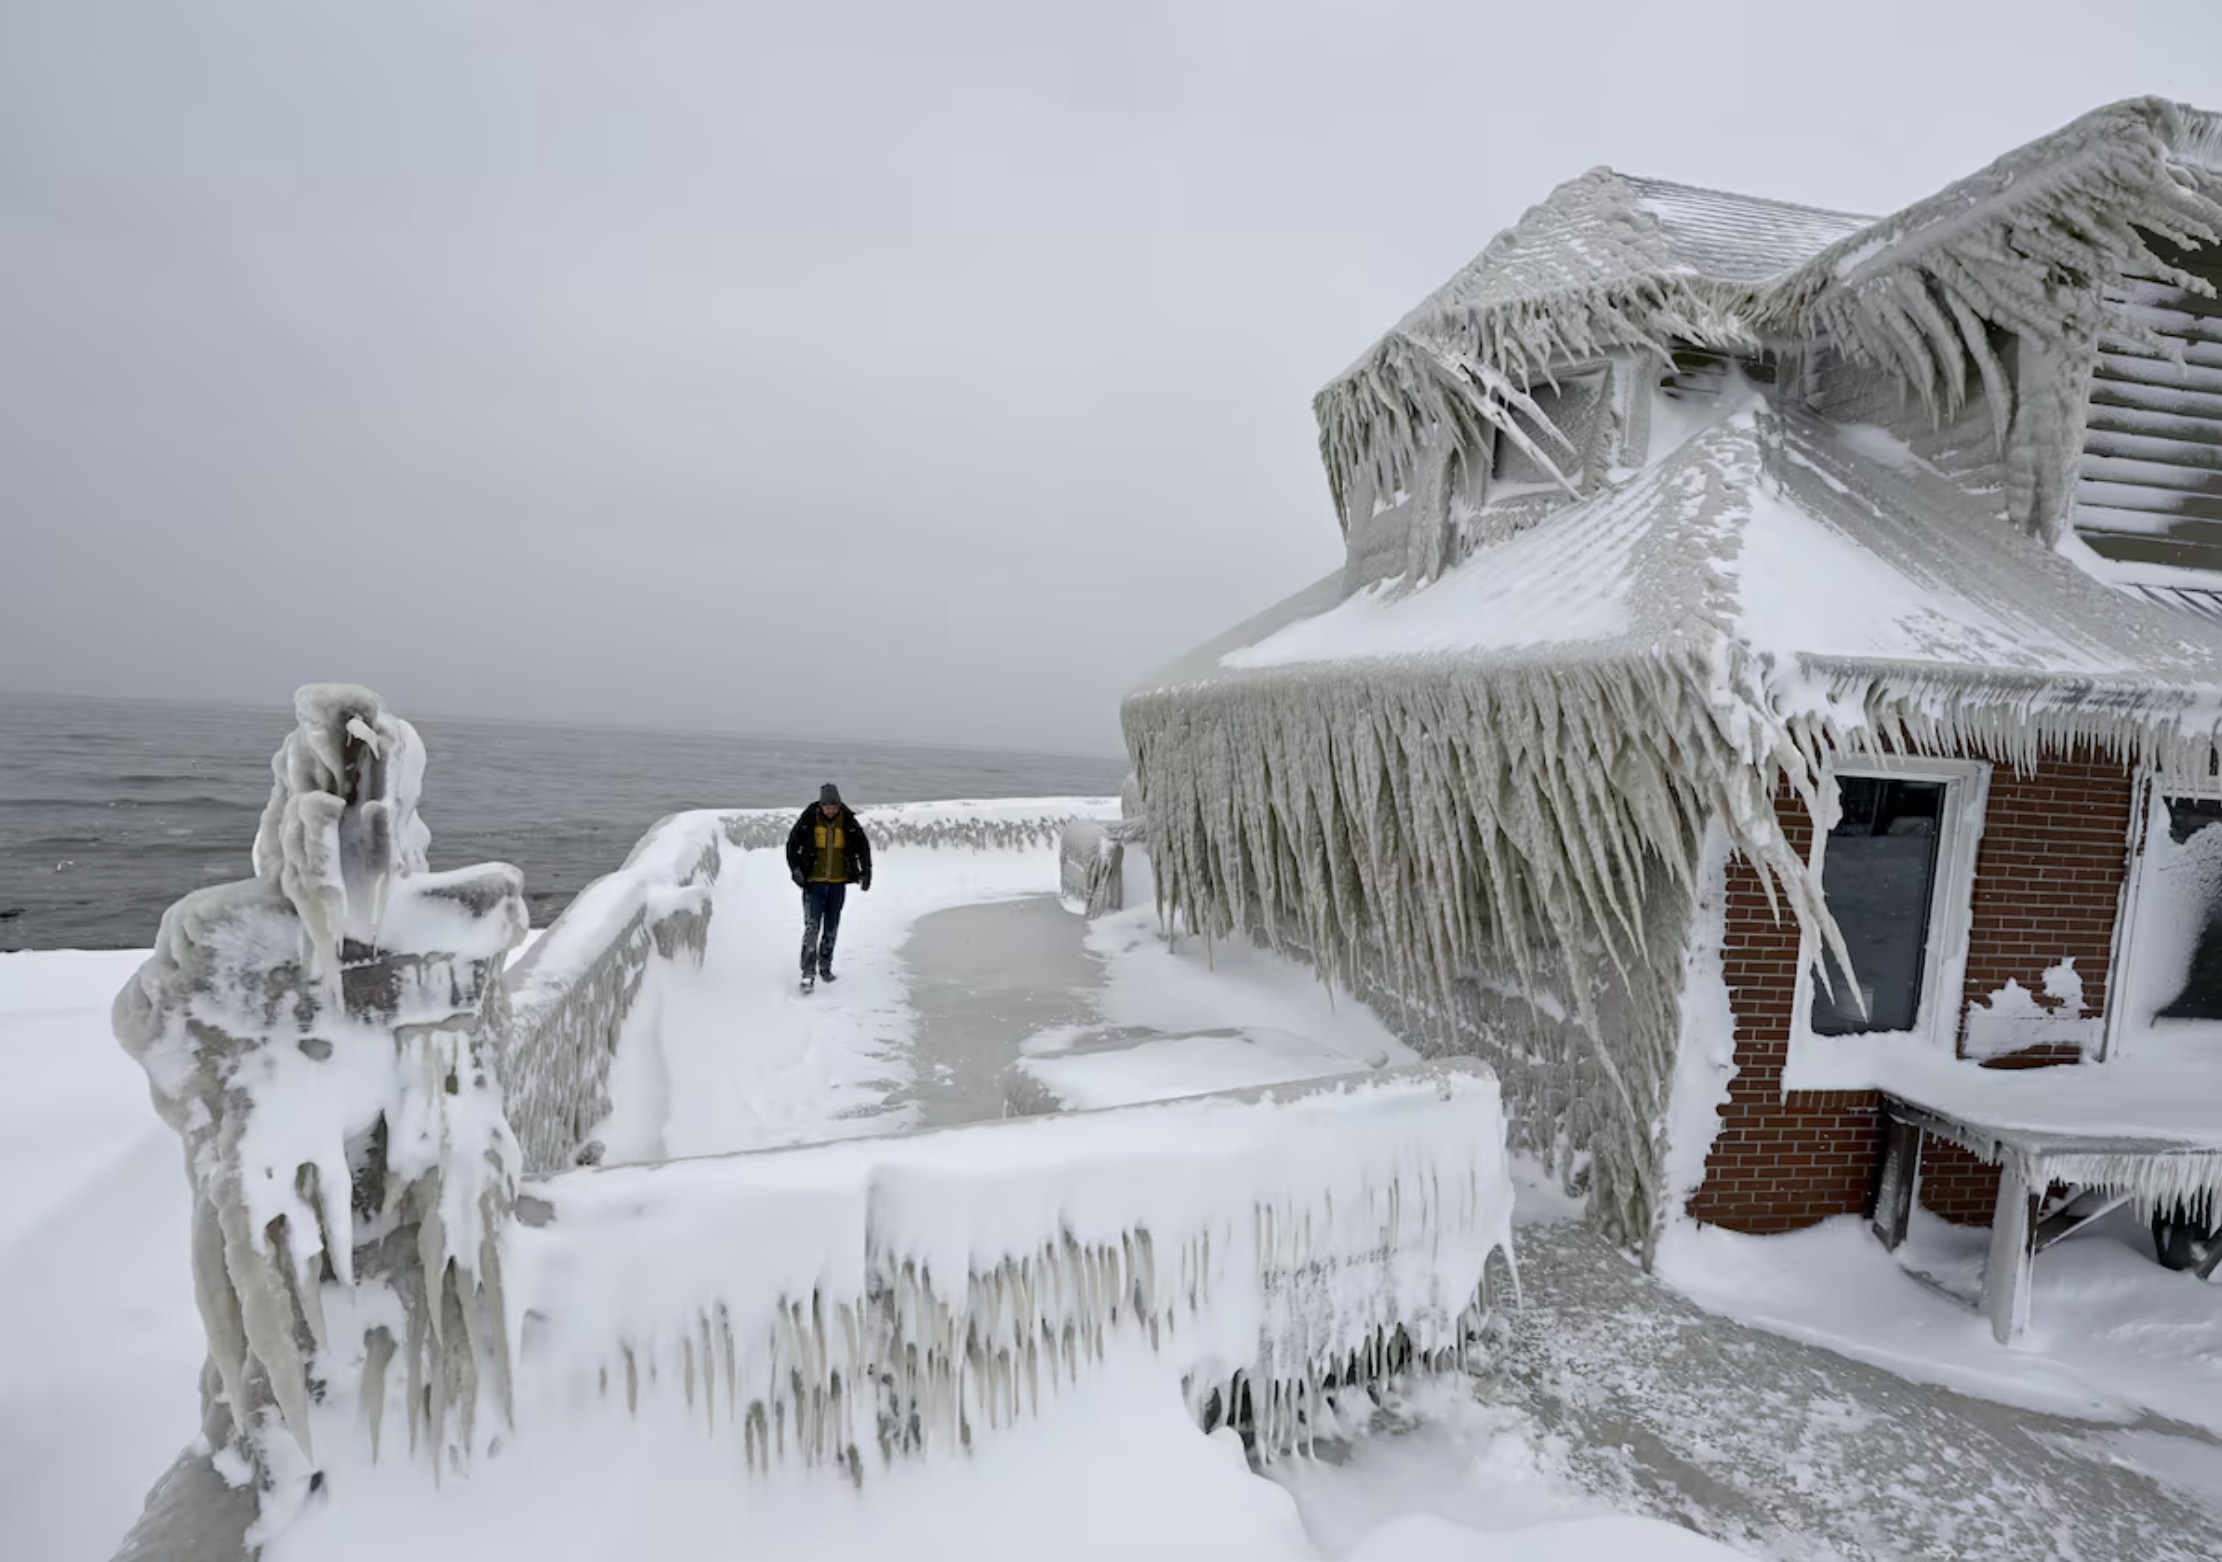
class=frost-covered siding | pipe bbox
[1801,343,2010,523]
[1688,751,2139,1233]
[2077,236,2222,571]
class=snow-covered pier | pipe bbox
[97,686,1520,1561]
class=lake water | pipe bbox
[0,691,1127,951]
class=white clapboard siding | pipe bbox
[2077,237,2222,570]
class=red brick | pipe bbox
[1688,747,2134,1232]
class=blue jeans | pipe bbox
[801,882,846,975]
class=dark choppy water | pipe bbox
[0,691,1127,951]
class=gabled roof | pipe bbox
[1626,178,1875,283]
[1380,172,1870,351]
[1317,98,2222,546]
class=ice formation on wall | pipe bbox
[1059,818,1139,918]
[1127,676,1739,1256]
[113,686,528,1531]
[509,1061,1512,1474]
[1782,100,2222,542]
[503,812,723,1175]
[1120,771,1146,824]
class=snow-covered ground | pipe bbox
[1659,1210,2222,1437]
[0,950,203,1562]
[6,814,2219,1560]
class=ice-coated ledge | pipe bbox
[506,1059,1514,1472]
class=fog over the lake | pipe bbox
[4,1,2217,753]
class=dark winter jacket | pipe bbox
[786,805,872,888]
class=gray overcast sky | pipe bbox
[4,2,2220,756]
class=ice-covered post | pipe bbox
[112,685,528,1538]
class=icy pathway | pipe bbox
[633,847,1406,1160]
[641,844,1062,1159]
[1441,1218,2222,1561]
[889,894,1103,1127]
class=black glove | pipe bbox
[859,876,872,893]
[791,871,806,888]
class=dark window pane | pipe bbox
[1810,777,1946,1036]
[2165,796,2222,845]
[2157,798,2222,1020]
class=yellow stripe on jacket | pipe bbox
[810,821,846,883]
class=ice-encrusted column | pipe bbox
[111,685,528,1545]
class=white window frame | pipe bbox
[2099,774,2158,1063]
[1489,361,1614,492]
[1786,758,1990,1077]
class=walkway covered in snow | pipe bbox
[579,841,2222,1560]
[7,817,2222,1561]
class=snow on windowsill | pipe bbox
[1783,1029,2222,1148]
[1782,1028,1946,1094]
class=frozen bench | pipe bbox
[1872,1085,2222,1343]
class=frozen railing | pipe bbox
[502,810,725,1175]
[1058,817,1147,918]
[719,797,1114,854]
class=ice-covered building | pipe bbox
[1125,98,2222,1265]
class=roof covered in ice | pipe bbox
[1380,173,1870,347]
[1148,399,2222,747]
[1317,97,2222,545]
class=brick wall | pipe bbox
[1960,756,2136,1065]
[1687,749,2135,1233]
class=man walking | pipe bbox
[785,784,871,992]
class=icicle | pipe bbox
[513,1065,1510,1481]
[362,1327,396,1461]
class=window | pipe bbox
[1493,369,1609,489]
[2074,232,2222,573]
[1811,777,1947,1034]
[2154,797,2222,1022]
[1660,347,1776,402]
[1794,761,1987,1053]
